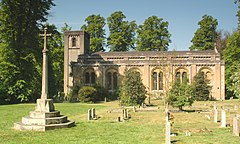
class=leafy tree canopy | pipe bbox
[223,31,240,97]
[189,15,218,51]
[107,11,137,51]
[229,63,240,98]
[136,16,171,51]
[81,14,106,53]
[0,0,54,103]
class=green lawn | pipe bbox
[0,100,240,144]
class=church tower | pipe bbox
[64,31,90,95]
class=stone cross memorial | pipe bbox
[14,28,74,131]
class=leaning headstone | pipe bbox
[214,108,218,123]
[91,108,95,119]
[233,114,240,136]
[133,106,136,112]
[221,108,226,128]
[88,109,92,121]
[166,121,171,144]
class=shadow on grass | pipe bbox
[169,109,210,113]
[146,104,158,107]
[171,139,180,143]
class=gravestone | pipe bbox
[166,121,171,144]
[148,96,151,105]
[233,114,240,136]
[117,117,121,122]
[91,108,96,119]
[122,109,128,120]
[14,28,74,131]
[214,108,218,123]
[133,106,136,112]
[220,107,226,128]
[88,109,92,121]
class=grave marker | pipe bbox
[214,108,218,123]
[88,109,92,121]
[233,114,240,136]
[166,121,171,144]
[220,107,226,128]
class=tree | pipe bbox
[229,64,240,98]
[223,31,240,98]
[120,69,146,106]
[136,16,171,51]
[78,86,97,103]
[0,0,54,103]
[192,72,212,101]
[215,30,231,56]
[166,81,193,110]
[81,14,106,53]
[189,15,218,51]
[235,0,240,29]
[107,11,137,51]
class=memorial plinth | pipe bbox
[14,28,74,131]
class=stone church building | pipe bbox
[64,31,225,100]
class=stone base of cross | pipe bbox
[35,99,55,112]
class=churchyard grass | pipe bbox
[0,100,240,144]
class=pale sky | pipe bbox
[48,0,238,51]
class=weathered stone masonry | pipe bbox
[64,30,225,100]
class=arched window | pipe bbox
[107,72,112,90]
[176,72,181,83]
[159,72,163,90]
[113,72,118,89]
[84,69,96,85]
[182,72,187,82]
[72,37,76,47]
[153,72,157,90]
[91,72,95,84]
[152,70,164,91]
[200,68,212,84]
[85,72,90,84]
[106,70,118,91]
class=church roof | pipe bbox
[92,50,218,57]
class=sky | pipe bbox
[48,0,238,51]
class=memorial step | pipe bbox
[14,120,75,131]
[22,115,67,125]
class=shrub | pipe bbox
[166,81,194,110]
[78,86,97,103]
